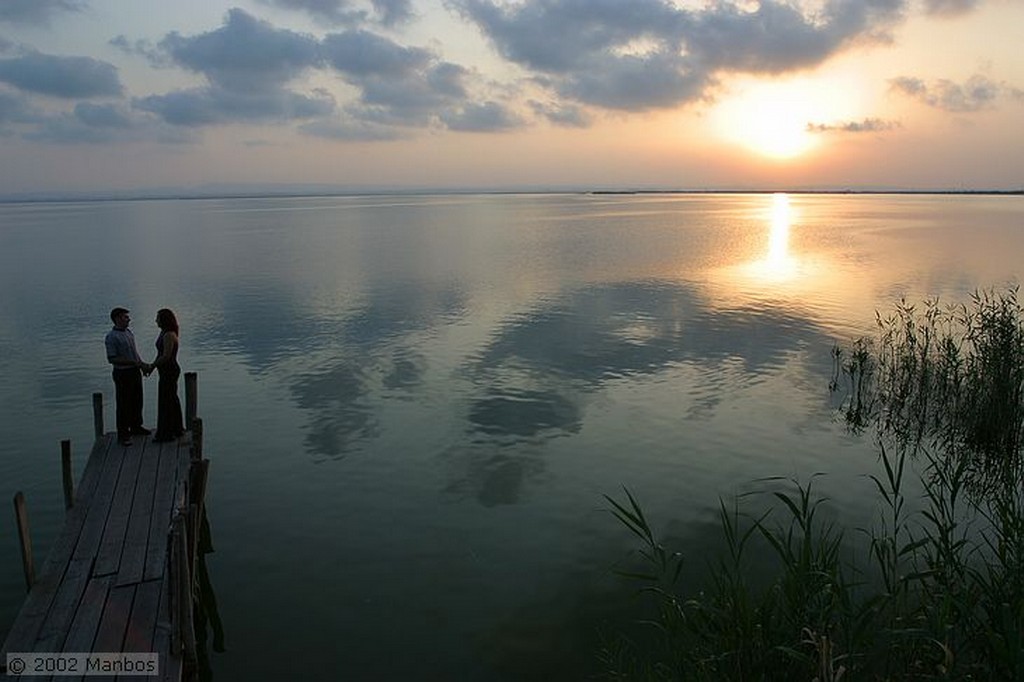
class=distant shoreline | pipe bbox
[587,189,1024,196]
[0,187,1021,205]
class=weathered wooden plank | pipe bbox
[116,443,162,587]
[123,580,161,653]
[152,572,180,682]
[60,575,112,653]
[32,557,94,652]
[27,440,125,653]
[74,435,116,507]
[70,444,126,565]
[92,584,135,654]
[56,576,113,682]
[0,436,114,657]
[144,444,181,581]
[93,442,144,577]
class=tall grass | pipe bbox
[604,289,1024,680]
[832,287,1024,494]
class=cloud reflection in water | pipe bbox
[452,278,839,505]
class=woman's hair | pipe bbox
[156,308,180,334]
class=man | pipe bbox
[105,307,151,446]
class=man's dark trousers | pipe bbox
[113,367,144,439]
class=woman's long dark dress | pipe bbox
[154,331,184,441]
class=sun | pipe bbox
[712,78,840,160]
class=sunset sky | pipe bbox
[1,0,1021,196]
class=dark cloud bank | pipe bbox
[0,0,1016,144]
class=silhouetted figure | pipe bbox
[105,307,151,446]
[150,308,184,442]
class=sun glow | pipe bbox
[712,78,853,159]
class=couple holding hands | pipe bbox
[104,307,184,447]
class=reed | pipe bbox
[604,289,1024,679]
[832,286,1024,494]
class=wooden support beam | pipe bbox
[189,460,210,519]
[92,392,104,440]
[61,439,74,511]
[170,509,197,667]
[169,512,184,657]
[184,372,197,428]
[189,418,204,462]
[13,492,35,591]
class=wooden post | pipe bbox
[61,439,74,510]
[184,372,197,428]
[169,513,184,655]
[187,503,199,591]
[190,418,204,462]
[175,509,197,667]
[189,460,210,519]
[93,392,104,440]
[13,492,34,591]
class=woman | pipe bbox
[151,308,184,442]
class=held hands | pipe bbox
[142,362,154,377]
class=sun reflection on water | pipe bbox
[709,193,831,306]
[760,193,797,279]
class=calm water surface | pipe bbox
[1,193,1022,678]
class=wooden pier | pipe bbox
[1,373,210,680]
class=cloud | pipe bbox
[923,0,980,17]
[0,51,123,98]
[135,86,335,126]
[23,114,126,143]
[559,52,710,111]
[891,74,1009,112]
[0,89,34,120]
[159,8,321,92]
[257,0,414,26]
[321,29,431,77]
[73,102,134,128]
[452,0,907,112]
[0,0,84,26]
[370,0,414,26]
[0,81,196,144]
[528,100,590,128]
[135,9,341,127]
[109,35,174,69]
[16,102,197,144]
[258,0,367,26]
[138,10,478,133]
[808,117,901,133]
[687,1,857,74]
[451,0,705,111]
[299,117,405,140]
[440,101,521,131]
[344,62,469,126]
[323,31,475,127]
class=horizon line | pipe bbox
[1,186,1022,204]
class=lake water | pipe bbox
[1,192,1022,679]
